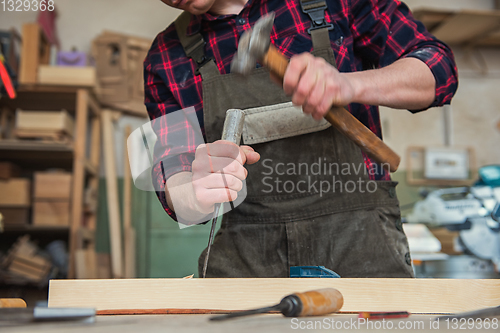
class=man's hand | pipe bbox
[283,53,355,120]
[191,141,260,214]
[281,53,436,115]
[165,141,260,222]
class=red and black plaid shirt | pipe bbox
[144,0,458,219]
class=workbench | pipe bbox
[3,313,495,333]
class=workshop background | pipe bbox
[0,0,500,304]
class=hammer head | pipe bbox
[230,12,275,76]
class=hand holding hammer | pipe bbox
[231,13,400,173]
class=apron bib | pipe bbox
[174,2,413,278]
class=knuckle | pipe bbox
[192,159,201,171]
[225,161,239,175]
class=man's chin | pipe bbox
[189,6,211,15]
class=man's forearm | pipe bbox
[345,57,436,111]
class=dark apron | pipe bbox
[174,3,414,278]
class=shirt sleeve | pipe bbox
[349,0,458,110]
[144,36,194,221]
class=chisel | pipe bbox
[210,288,344,321]
[202,109,246,278]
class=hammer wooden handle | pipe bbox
[263,44,400,172]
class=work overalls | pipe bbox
[174,0,414,278]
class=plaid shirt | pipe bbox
[144,0,458,219]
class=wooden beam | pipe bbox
[123,126,136,278]
[68,89,90,279]
[48,278,500,314]
[431,10,500,45]
[102,110,123,279]
[19,24,42,84]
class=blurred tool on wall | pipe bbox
[406,165,500,278]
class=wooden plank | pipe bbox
[19,24,41,84]
[38,66,96,87]
[15,110,75,137]
[123,126,135,278]
[96,253,112,279]
[102,110,123,279]
[431,10,500,45]
[412,8,454,32]
[85,116,101,231]
[68,89,90,279]
[48,278,500,314]
[75,249,98,279]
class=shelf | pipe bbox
[1,224,69,233]
[0,140,74,170]
[0,84,100,116]
[414,8,500,46]
[0,139,73,152]
[1,84,102,279]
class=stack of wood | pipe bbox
[32,171,72,227]
[1,235,51,283]
[14,109,75,142]
[0,163,30,226]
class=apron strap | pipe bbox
[300,0,336,65]
[174,11,220,80]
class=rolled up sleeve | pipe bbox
[350,0,458,111]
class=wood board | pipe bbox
[101,110,123,278]
[15,109,75,137]
[19,23,50,84]
[432,11,500,45]
[38,65,96,87]
[123,125,136,278]
[48,278,500,314]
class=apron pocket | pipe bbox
[374,205,415,277]
[242,101,331,145]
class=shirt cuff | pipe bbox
[403,47,458,111]
[153,154,194,222]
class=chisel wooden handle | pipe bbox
[0,298,27,308]
[292,288,344,317]
[262,44,400,172]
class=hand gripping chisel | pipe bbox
[202,109,246,278]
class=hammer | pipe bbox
[231,13,400,173]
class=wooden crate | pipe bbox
[32,200,70,226]
[0,178,31,206]
[0,206,29,225]
[93,31,151,105]
[19,23,50,84]
[15,109,75,138]
[38,65,96,87]
[34,172,72,200]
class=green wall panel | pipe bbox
[97,178,219,278]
